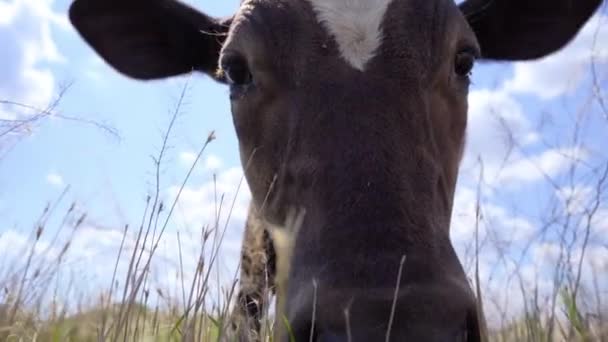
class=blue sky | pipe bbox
[1,0,607,324]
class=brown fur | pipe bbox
[229,205,275,341]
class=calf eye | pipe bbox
[221,55,252,86]
[454,50,476,77]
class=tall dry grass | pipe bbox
[0,80,250,341]
[1,47,607,342]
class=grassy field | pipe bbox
[0,202,605,341]
[0,146,605,341]
[2,76,607,342]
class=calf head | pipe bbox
[69,0,602,340]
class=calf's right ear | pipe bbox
[459,0,602,61]
[69,0,232,81]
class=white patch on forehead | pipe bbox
[307,0,394,70]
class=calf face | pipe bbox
[69,0,602,340]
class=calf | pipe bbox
[69,0,602,340]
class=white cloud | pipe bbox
[0,0,67,120]
[168,166,250,229]
[204,154,223,171]
[165,165,249,287]
[451,186,535,246]
[495,147,588,186]
[450,186,482,242]
[179,152,223,172]
[0,229,50,258]
[179,151,197,166]
[591,208,608,240]
[46,172,64,187]
[556,185,594,215]
[81,55,110,82]
[0,228,61,283]
[463,86,590,188]
[582,246,608,271]
[463,89,538,176]
[532,242,563,267]
[503,15,608,99]
[531,242,608,286]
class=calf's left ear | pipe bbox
[69,0,232,80]
[459,0,603,61]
